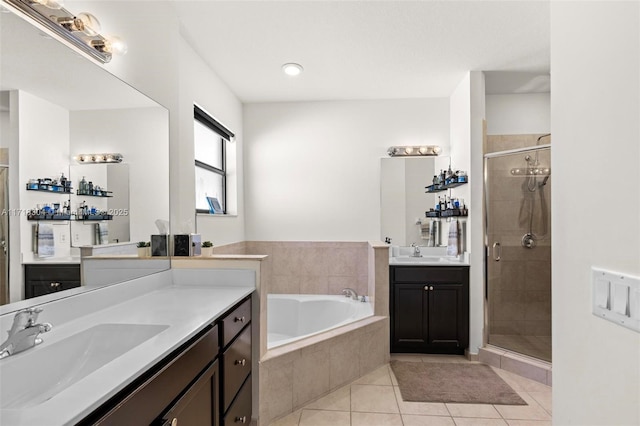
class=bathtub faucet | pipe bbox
[341,288,359,300]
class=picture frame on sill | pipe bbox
[206,196,223,214]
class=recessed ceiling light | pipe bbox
[282,63,303,77]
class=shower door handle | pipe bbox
[492,242,501,261]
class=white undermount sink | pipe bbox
[391,255,464,264]
[0,323,169,409]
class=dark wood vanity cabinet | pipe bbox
[82,294,252,426]
[390,266,469,354]
[24,264,81,299]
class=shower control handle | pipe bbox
[492,242,501,261]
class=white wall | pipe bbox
[551,2,640,425]
[485,93,550,135]
[13,91,71,300]
[243,98,449,241]
[178,37,245,245]
[449,72,485,355]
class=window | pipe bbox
[194,105,234,214]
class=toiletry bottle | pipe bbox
[79,176,87,194]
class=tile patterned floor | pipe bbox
[269,354,552,426]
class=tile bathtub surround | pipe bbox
[259,317,390,425]
[270,355,552,426]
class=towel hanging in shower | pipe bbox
[446,219,462,256]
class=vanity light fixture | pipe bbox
[3,0,126,63]
[387,145,441,157]
[74,153,123,164]
[282,63,304,76]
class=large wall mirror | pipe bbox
[0,9,170,310]
[380,156,451,246]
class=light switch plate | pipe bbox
[592,267,640,333]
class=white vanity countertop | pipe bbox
[22,256,81,265]
[0,283,254,426]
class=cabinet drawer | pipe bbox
[24,264,80,281]
[221,298,251,348]
[223,375,251,426]
[392,266,467,283]
[223,325,251,412]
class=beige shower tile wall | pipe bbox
[258,317,389,425]
[486,133,550,153]
[245,241,370,298]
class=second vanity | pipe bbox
[0,267,256,426]
[389,246,470,355]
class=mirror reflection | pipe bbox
[380,156,452,247]
[69,163,130,246]
[0,10,170,309]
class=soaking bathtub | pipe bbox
[267,294,374,349]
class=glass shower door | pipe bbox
[0,166,8,305]
[485,147,551,362]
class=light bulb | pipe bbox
[282,63,303,76]
[104,35,128,55]
[404,147,414,155]
[419,146,428,155]
[76,12,101,36]
[32,0,64,9]
[432,146,441,155]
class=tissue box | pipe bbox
[191,234,201,256]
[151,235,168,256]
[173,234,191,256]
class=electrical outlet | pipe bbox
[592,267,640,333]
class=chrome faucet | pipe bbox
[342,288,358,300]
[410,243,422,257]
[0,307,52,359]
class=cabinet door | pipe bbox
[26,280,81,298]
[427,283,467,349]
[159,360,219,426]
[392,283,428,347]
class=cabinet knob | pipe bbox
[423,285,434,291]
[430,286,434,291]
[234,316,245,323]
[171,418,178,426]
[235,358,247,366]
[235,416,247,424]
[50,282,60,288]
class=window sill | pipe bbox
[196,213,238,218]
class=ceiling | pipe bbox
[174,1,551,103]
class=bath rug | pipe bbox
[391,361,527,405]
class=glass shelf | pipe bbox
[76,190,113,198]
[425,180,468,193]
[26,184,72,194]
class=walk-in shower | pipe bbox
[485,140,552,362]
